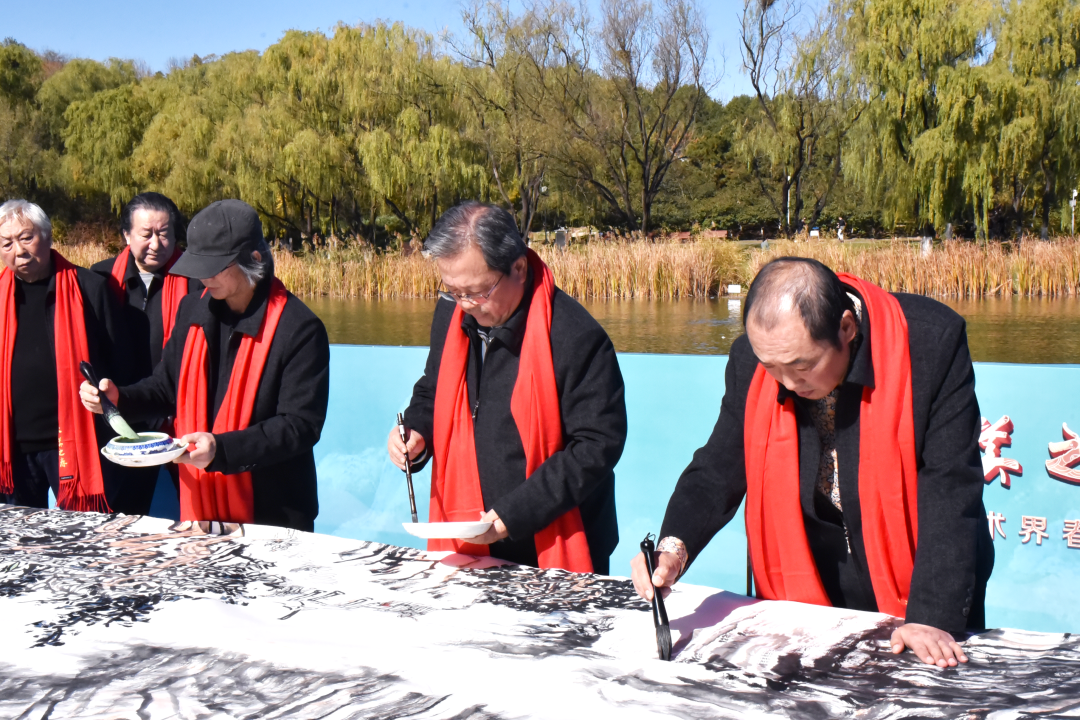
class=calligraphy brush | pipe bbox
[397,412,419,524]
[640,533,672,661]
[79,361,140,440]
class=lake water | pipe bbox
[306,296,1080,364]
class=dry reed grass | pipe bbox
[46,236,1080,300]
[749,239,1080,297]
[272,238,746,299]
[53,242,114,269]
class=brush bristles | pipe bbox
[656,624,672,661]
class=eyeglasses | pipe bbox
[438,273,503,305]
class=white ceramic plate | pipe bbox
[101,444,186,468]
[402,521,492,540]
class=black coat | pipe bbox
[660,290,994,633]
[117,278,330,531]
[405,284,627,572]
[91,254,203,376]
[8,263,131,452]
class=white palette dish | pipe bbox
[402,521,492,540]
[101,432,187,467]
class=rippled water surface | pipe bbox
[306,296,1080,364]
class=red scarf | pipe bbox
[429,250,593,573]
[174,279,288,524]
[743,273,918,617]
[109,247,189,346]
[0,251,109,511]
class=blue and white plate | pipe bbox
[102,432,186,467]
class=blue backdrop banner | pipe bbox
[312,345,1080,634]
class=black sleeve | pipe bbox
[490,325,627,540]
[78,268,135,385]
[658,336,755,571]
[402,299,456,471]
[904,320,988,632]
[116,295,194,421]
[210,314,331,474]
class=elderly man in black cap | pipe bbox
[81,199,330,531]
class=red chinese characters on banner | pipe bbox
[1020,516,1049,545]
[980,416,1023,488]
[1046,423,1080,486]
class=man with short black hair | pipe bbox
[633,257,994,668]
[91,192,203,515]
[390,201,626,574]
[81,199,330,531]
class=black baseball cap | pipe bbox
[169,199,264,279]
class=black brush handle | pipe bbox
[397,413,419,524]
[641,534,672,660]
[640,535,671,626]
[79,361,119,415]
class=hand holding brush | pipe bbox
[640,533,672,661]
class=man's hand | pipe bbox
[387,426,425,471]
[176,432,217,469]
[79,379,119,415]
[891,622,969,667]
[463,509,509,545]
[631,550,681,601]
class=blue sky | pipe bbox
[6,0,755,99]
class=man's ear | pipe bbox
[839,309,858,344]
[513,254,528,277]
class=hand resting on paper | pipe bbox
[387,427,426,471]
[891,622,969,667]
[79,379,119,414]
[630,550,678,601]
[463,509,509,545]
[176,432,217,469]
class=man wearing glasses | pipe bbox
[389,202,626,574]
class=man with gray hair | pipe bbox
[80,199,330,531]
[390,201,626,574]
[632,257,994,669]
[0,199,129,512]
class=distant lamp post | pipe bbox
[1071,189,1077,236]
[786,175,792,231]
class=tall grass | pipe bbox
[538,240,745,299]
[270,239,746,300]
[47,236,1080,299]
[53,242,114,268]
[750,240,1080,297]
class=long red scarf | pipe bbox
[174,279,288,524]
[0,251,109,511]
[429,250,593,573]
[743,273,918,617]
[109,247,189,346]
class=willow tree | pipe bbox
[123,53,262,220]
[989,0,1080,238]
[341,23,486,236]
[62,82,155,209]
[37,58,139,150]
[840,0,996,236]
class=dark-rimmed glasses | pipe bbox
[438,273,503,305]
